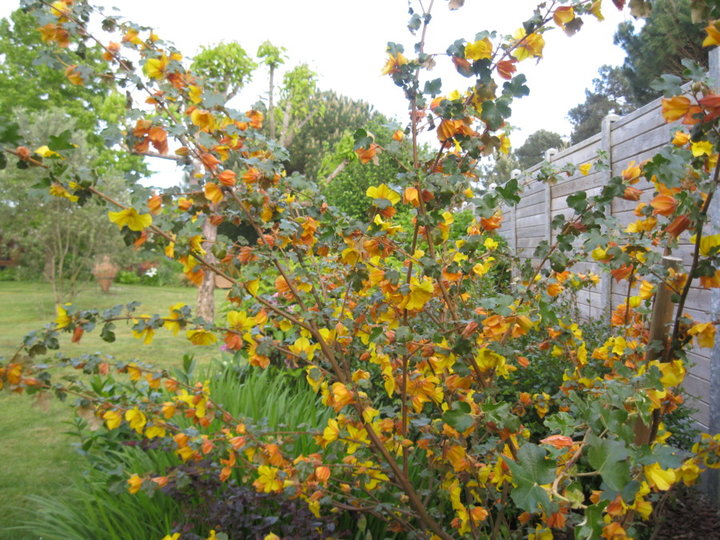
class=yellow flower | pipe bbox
[644,463,676,491]
[143,54,170,79]
[553,6,575,28]
[145,424,166,439]
[380,52,408,75]
[688,322,716,348]
[465,38,492,61]
[253,465,283,493]
[403,276,435,310]
[677,460,701,486]
[703,21,720,47]
[108,208,152,232]
[579,163,592,175]
[125,407,147,433]
[161,534,180,540]
[204,182,224,204]
[700,234,720,256]
[103,410,122,430]
[511,28,544,61]
[55,303,72,329]
[132,322,155,345]
[188,85,203,104]
[320,418,340,447]
[35,145,61,158]
[186,329,217,346]
[691,140,714,157]
[127,474,143,494]
[366,184,401,205]
[191,109,216,132]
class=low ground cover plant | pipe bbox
[2,1,720,538]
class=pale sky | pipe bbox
[1,0,637,184]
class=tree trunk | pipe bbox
[268,66,276,140]
[196,218,217,322]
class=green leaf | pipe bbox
[443,401,474,432]
[48,130,75,152]
[567,191,588,213]
[574,502,607,540]
[0,120,20,145]
[505,443,555,513]
[650,74,683,97]
[423,78,442,97]
[502,74,529,98]
[586,435,631,492]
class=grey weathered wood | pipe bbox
[495,51,720,447]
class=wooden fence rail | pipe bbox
[498,49,720,464]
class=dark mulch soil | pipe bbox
[651,488,720,539]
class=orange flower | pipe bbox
[700,270,720,288]
[148,126,168,154]
[218,170,237,187]
[64,65,83,85]
[437,119,473,142]
[610,265,633,282]
[546,283,564,297]
[621,161,642,183]
[38,23,70,47]
[204,182,224,204]
[480,214,502,231]
[665,215,690,237]
[200,152,220,171]
[496,59,517,80]
[147,194,162,215]
[102,41,120,62]
[246,109,264,129]
[650,194,677,216]
[661,96,691,123]
[356,143,380,164]
[242,167,263,184]
[622,186,642,201]
[540,434,574,448]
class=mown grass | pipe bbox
[0,281,226,537]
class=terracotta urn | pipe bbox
[92,255,119,293]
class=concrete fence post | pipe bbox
[706,46,720,501]
[597,114,620,315]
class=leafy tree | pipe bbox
[274,64,321,149]
[286,91,385,178]
[0,9,144,176]
[0,109,129,301]
[321,122,405,218]
[191,42,257,100]
[515,129,565,169]
[568,0,705,142]
[615,0,706,106]
[568,65,635,144]
[256,40,287,139]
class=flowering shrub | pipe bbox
[3,0,720,538]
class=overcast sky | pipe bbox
[1,0,637,184]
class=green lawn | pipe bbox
[0,281,227,537]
